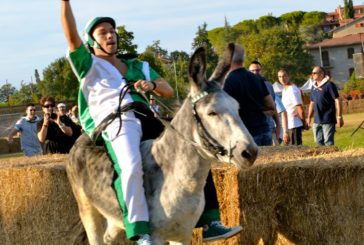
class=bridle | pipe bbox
[189,91,228,158]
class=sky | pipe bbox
[0,0,353,89]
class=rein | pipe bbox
[189,92,228,157]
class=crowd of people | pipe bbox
[6,15,344,243]
[8,99,82,156]
[224,44,343,147]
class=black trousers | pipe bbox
[135,103,219,212]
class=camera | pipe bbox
[45,113,57,119]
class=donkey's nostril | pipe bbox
[241,147,258,163]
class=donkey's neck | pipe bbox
[152,99,211,193]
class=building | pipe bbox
[323,4,364,32]
[307,11,364,86]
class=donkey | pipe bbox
[67,44,258,245]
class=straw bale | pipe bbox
[0,138,9,154]
[210,147,364,245]
[1,147,364,245]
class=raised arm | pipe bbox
[61,0,82,51]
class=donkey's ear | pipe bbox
[189,47,206,94]
[208,43,235,86]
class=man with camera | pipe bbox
[37,96,74,154]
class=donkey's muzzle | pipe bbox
[241,144,258,164]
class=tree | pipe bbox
[233,19,258,35]
[116,25,138,56]
[144,40,168,59]
[192,22,218,76]
[38,57,78,101]
[255,15,280,30]
[280,11,306,31]
[344,0,355,19]
[34,69,41,84]
[348,0,355,19]
[170,51,189,62]
[138,51,166,77]
[300,11,327,43]
[239,26,313,85]
[0,82,17,105]
[10,81,40,105]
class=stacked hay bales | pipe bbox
[212,146,364,245]
[1,146,364,245]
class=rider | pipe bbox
[61,1,173,244]
[61,1,242,244]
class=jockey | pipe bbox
[61,2,173,244]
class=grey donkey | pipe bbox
[67,44,258,245]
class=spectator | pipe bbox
[8,103,43,156]
[149,95,161,118]
[306,66,344,146]
[278,68,308,145]
[249,61,289,145]
[224,44,276,146]
[37,96,74,154]
[70,105,80,125]
[58,103,82,143]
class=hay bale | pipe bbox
[211,147,364,245]
[0,155,86,244]
[0,138,9,154]
[1,147,364,245]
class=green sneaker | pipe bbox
[202,221,243,242]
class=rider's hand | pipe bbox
[134,80,155,93]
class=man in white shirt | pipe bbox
[278,69,308,145]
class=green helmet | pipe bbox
[83,17,116,49]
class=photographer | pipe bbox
[37,96,73,154]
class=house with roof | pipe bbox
[307,15,364,86]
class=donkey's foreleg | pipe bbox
[72,186,106,245]
[103,219,122,244]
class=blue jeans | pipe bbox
[313,123,336,146]
[253,130,272,146]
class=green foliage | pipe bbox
[299,11,327,43]
[280,11,306,30]
[116,26,138,56]
[138,51,166,77]
[164,54,190,103]
[0,83,16,104]
[240,26,313,85]
[38,57,78,101]
[144,40,168,58]
[301,11,326,26]
[344,73,364,91]
[255,15,280,30]
[10,82,40,105]
[191,22,218,77]
[344,0,355,19]
[233,20,258,35]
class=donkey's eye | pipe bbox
[208,111,218,116]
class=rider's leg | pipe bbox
[197,171,243,242]
[103,118,150,241]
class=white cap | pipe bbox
[57,103,66,108]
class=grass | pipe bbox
[0,152,23,160]
[302,112,364,149]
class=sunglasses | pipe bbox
[29,109,36,111]
[43,104,55,108]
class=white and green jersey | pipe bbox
[67,45,160,136]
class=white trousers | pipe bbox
[102,117,149,223]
